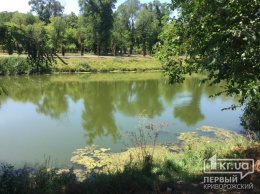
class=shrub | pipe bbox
[77,61,92,72]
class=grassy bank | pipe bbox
[0,55,162,75]
[55,55,162,73]
[1,124,260,194]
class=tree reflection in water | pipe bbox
[0,73,234,145]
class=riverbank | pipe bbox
[56,55,162,73]
[1,126,259,193]
[0,54,163,75]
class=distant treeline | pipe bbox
[0,0,171,56]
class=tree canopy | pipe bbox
[29,0,64,24]
[0,0,259,133]
[0,0,171,57]
[156,0,260,133]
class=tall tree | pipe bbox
[46,16,66,54]
[10,12,26,28]
[135,1,170,56]
[116,0,141,55]
[111,12,128,55]
[157,0,260,132]
[79,0,116,55]
[28,0,64,24]
[65,12,78,29]
[0,11,13,24]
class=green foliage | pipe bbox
[28,0,64,24]
[114,0,141,55]
[0,0,171,56]
[10,12,27,28]
[23,23,57,73]
[77,61,93,72]
[0,57,30,75]
[79,0,116,55]
[0,162,77,194]
[135,1,170,56]
[156,0,260,132]
[0,21,60,74]
[240,97,260,137]
[64,12,78,29]
[46,16,66,51]
[64,28,78,52]
[0,126,255,193]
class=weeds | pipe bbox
[0,161,77,194]
[76,61,94,72]
[0,124,256,193]
[124,114,174,165]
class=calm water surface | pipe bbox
[0,72,243,167]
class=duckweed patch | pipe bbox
[71,145,169,174]
[70,126,251,182]
[1,126,256,194]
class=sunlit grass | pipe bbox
[0,53,165,75]
[54,55,162,73]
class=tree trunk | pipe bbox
[129,45,133,55]
[142,43,146,56]
[61,45,65,56]
[113,44,117,56]
[16,42,22,55]
[81,43,84,56]
[97,43,101,56]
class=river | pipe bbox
[0,72,243,167]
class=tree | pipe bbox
[111,12,128,55]
[0,11,13,24]
[65,12,78,29]
[64,27,78,52]
[28,0,64,24]
[116,0,141,55]
[79,0,116,55]
[0,21,63,72]
[10,12,27,28]
[77,16,87,56]
[25,13,39,25]
[63,13,79,52]
[46,16,66,54]
[0,23,16,55]
[157,0,260,133]
[135,1,170,56]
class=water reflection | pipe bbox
[81,82,118,144]
[0,73,241,166]
[173,77,205,126]
[0,73,235,142]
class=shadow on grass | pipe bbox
[1,145,259,194]
[0,156,203,194]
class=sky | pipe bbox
[0,0,171,15]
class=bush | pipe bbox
[77,61,92,72]
[240,97,260,139]
[0,57,54,75]
[0,163,78,194]
[0,57,30,75]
